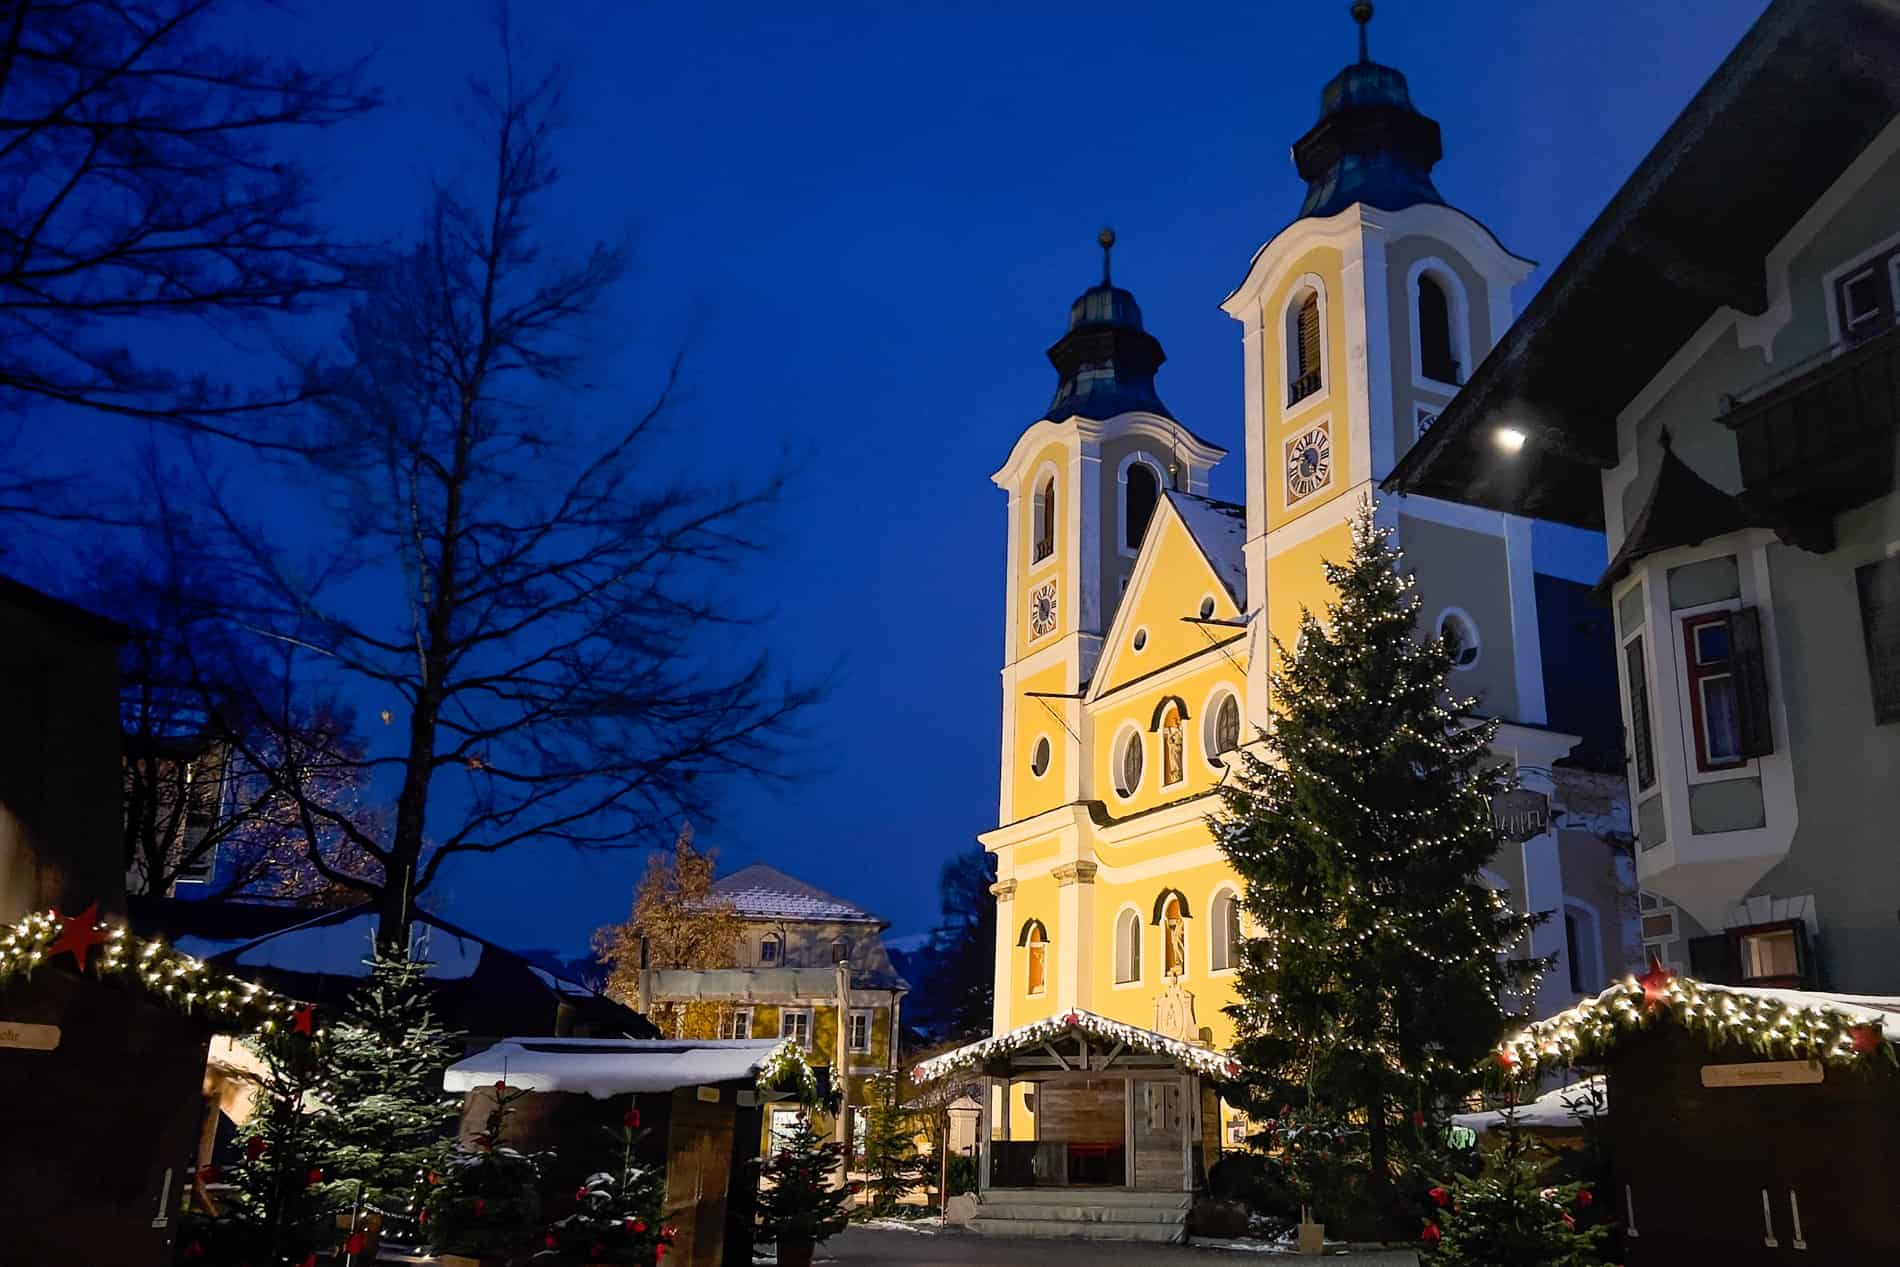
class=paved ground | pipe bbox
[818,1226,1231,1263]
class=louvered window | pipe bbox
[1625,635,1656,791]
[1288,293,1322,406]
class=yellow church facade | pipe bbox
[980,27,1634,1075]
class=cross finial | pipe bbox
[1098,226,1116,285]
[1352,1,1373,62]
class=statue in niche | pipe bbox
[1154,979,1198,1042]
[1161,704,1184,786]
[1163,894,1186,978]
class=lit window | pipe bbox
[1029,736,1051,778]
[1740,927,1800,983]
[759,935,782,966]
[847,1010,872,1053]
[779,1009,812,1049]
[1683,612,1744,770]
[719,1008,753,1040]
[1116,731,1143,797]
[1114,908,1142,984]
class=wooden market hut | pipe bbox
[443,1036,796,1267]
[1498,971,1900,1264]
[910,1009,1240,1244]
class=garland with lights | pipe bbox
[757,1037,824,1105]
[0,903,310,1033]
[910,1008,1242,1084]
[1494,959,1898,1080]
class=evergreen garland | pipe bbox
[1213,500,1544,1230]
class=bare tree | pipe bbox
[181,44,815,944]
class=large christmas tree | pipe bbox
[311,946,464,1240]
[1213,501,1543,1231]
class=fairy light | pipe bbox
[913,1009,1244,1084]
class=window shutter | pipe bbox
[1728,606,1774,756]
[1856,557,1900,724]
[1687,933,1739,986]
[1298,296,1321,379]
[1624,637,1656,790]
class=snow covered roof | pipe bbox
[444,1037,786,1098]
[180,908,487,979]
[912,1008,1241,1084]
[1452,1075,1605,1135]
[1499,971,1900,1078]
[711,864,884,925]
[1166,491,1248,605]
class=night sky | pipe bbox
[43,1,1770,955]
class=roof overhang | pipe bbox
[911,1008,1240,1084]
[1384,0,1900,528]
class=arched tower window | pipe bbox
[1124,460,1160,552]
[1418,273,1459,384]
[1114,908,1142,984]
[1162,893,1186,978]
[1160,702,1185,787]
[1210,889,1241,972]
[1287,288,1323,406]
[1032,475,1057,564]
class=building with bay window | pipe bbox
[1389,0,1900,995]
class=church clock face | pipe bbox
[1284,422,1333,505]
[1029,581,1058,639]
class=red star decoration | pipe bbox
[1638,956,1676,1009]
[1850,1023,1883,1054]
[293,1005,315,1035]
[1062,1011,1081,1027]
[45,902,109,972]
[1496,1048,1516,1070]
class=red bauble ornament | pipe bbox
[1562,1212,1577,1230]
[1638,955,1676,1009]
[418,1207,429,1224]
[1062,1011,1080,1026]
[182,1241,204,1260]
[633,1219,647,1233]
[305,1167,323,1186]
[244,1136,269,1161]
[300,1256,318,1267]
[45,902,109,972]
[474,1133,492,1150]
[1496,1048,1517,1070]
[1411,1109,1426,1128]
[473,1197,487,1216]
[625,1107,642,1129]
[428,1169,440,1184]
[545,1233,559,1249]
[1428,1186,1450,1208]
[494,1078,508,1093]
[656,1246,668,1262]
[1421,1223,1441,1244]
[197,1163,223,1185]
[344,1232,367,1255]
[292,1005,315,1035]
[1851,1023,1883,1054]
[1576,1188,1594,1207]
[576,1185,589,1201]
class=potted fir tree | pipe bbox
[540,1103,676,1265]
[755,1114,852,1267]
[426,1080,547,1267]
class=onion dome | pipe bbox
[1045,229,1174,422]
[1293,2,1446,220]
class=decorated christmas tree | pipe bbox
[755,1113,852,1253]
[855,1071,925,1218]
[1212,500,1543,1232]
[425,1080,546,1263]
[311,945,463,1243]
[182,1015,335,1266]
[1423,1100,1610,1265]
[539,1103,675,1264]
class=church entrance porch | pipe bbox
[912,1010,1240,1241]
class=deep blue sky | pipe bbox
[61,1,1773,953]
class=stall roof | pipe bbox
[444,1037,786,1099]
[912,1008,1240,1084]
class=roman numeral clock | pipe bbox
[1284,422,1333,504]
[1029,580,1058,639]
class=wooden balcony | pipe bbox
[1721,323,1900,549]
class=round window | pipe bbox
[1199,595,1217,620]
[1116,731,1144,797]
[1133,627,1149,652]
[1030,736,1052,777]
[1439,610,1480,669]
[1206,693,1241,760]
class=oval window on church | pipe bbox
[1116,730,1144,798]
[1206,691,1241,763]
[1030,736,1051,778]
[1439,609,1480,669]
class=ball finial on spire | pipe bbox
[1351,1,1373,62]
[1098,226,1116,284]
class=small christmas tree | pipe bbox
[426,1080,546,1264]
[1213,500,1544,1233]
[312,945,464,1243]
[1423,1100,1610,1265]
[540,1103,675,1264]
[755,1113,851,1251]
[855,1072,925,1219]
[183,1020,334,1266]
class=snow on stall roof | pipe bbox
[444,1037,785,1098]
[1715,985,1900,1041]
[1452,1075,1605,1135]
[1166,491,1248,605]
[710,863,883,924]
[188,908,488,979]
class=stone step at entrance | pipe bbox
[969,1188,1190,1243]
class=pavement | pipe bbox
[815,1226,1419,1264]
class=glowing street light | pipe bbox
[1494,426,1527,453]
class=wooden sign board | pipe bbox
[1491,789,1552,843]
[0,1021,60,1051]
[696,1085,721,1103]
[1699,1060,1824,1088]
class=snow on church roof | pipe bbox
[1167,491,1247,605]
[711,864,884,925]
